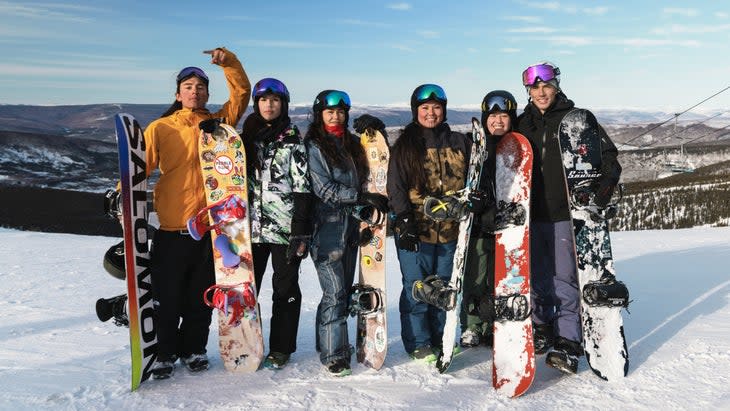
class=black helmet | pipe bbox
[410,83,447,122]
[312,89,351,127]
[480,90,517,127]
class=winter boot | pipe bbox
[409,345,437,363]
[182,353,209,372]
[412,275,457,311]
[326,358,352,377]
[583,275,630,308]
[263,352,291,370]
[102,241,126,280]
[95,294,129,327]
[460,328,481,348]
[151,359,175,379]
[533,323,555,355]
[546,337,583,375]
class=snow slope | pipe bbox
[0,227,728,410]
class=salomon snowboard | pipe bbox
[191,119,264,372]
[492,131,535,397]
[353,128,389,370]
[558,109,629,380]
[435,118,488,373]
[113,113,157,391]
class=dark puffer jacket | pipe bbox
[515,94,621,222]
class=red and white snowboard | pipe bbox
[492,131,535,397]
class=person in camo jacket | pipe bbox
[239,78,312,371]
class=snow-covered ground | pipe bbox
[1,226,728,410]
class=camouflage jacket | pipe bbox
[248,124,311,244]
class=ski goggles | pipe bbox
[521,64,560,86]
[320,90,351,109]
[253,78,290,101]
[482,95,516,113]
[414,84,447,104]
[176,66,209,84]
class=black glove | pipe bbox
[395,213,419,252]
[286,235,310,264]
[198,118,222,133]
[359,192,389,213]
[593,180,615,208]
[467,189,494,215]
[353,114,385,134]
[103,189,121,219]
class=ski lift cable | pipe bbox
[682,123,730,145]
[619,85,730,149]
[637,111,725,149]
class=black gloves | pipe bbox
[593,179,616,208]
[395,213,419,252]
[467,189,494,215]
[286,235,310,264]
[358,192,389,213]
[103,189,121,219]
[353,114,386,134]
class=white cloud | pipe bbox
[544,35,593,46]
[583,7,609,16]
[508,26,559,33]
[387,3,411,11]
[235,39,334,49]
[500,48,521,53]
[338,19,391,28]
[662,8,700,17]
[0,1,94,23]
[391,44,415,52]
[502,15,542,23]
[652,23,730,35]
[716,12,729,19]
[417,30,440,39]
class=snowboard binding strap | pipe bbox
[412,275,457,311]
[348,284,383,316]
[423,192,468,222]
[350,205,387,227]
[204,282,257,325]
[582,275,631,309]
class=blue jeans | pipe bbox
[396,236,457,353]
[530,221,581,342]
[311,215,357,364]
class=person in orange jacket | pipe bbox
[144,47,250,379]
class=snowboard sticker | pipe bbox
[195,121,264,372]
[436,118,488,373]
[354,128,389,370]
[559,109,629,380]
[492,131,535,397]
[114,113,157,391]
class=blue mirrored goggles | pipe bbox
[414,84,447,104]
[253,78,290,101]
[176,66,209,84]
[321,90,351,109]
[482,95,516,113]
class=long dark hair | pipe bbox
[391,122,430,193]
[305,113,368,187]
[240,110,291,172]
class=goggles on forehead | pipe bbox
[321,90,351,109]
[414,84,447,104]
[521,64,560,86]
[253,78,290,101]
[482,95,516,113]
[176,66,209,84]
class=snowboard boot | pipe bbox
[412,275,457,311]
[546,337,583,375]
[182,353,209,372]
[102,241,126,280]
[460,328,481,348]
[95,294,129,327]
[583,275,630,308]
[326,359,352,377]
[533,323,555,355]
[409,345,437,363]
[263,352,291,370]
[151,359,175,380]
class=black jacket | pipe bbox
[516,94,620,222]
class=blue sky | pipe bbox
[1,0,729,112]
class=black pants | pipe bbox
[253,243,302,355]
[151,230,215,361]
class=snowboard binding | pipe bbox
[494,201,527,232]
[350,204,387,227]
[412,275,457,311]
[96,294,129,327]
[493,294,531,322]
[423,193,468,222]
[583,275,630,309]
[348,284,384,317]
[204,282,257,325]
[187,194,247,268]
